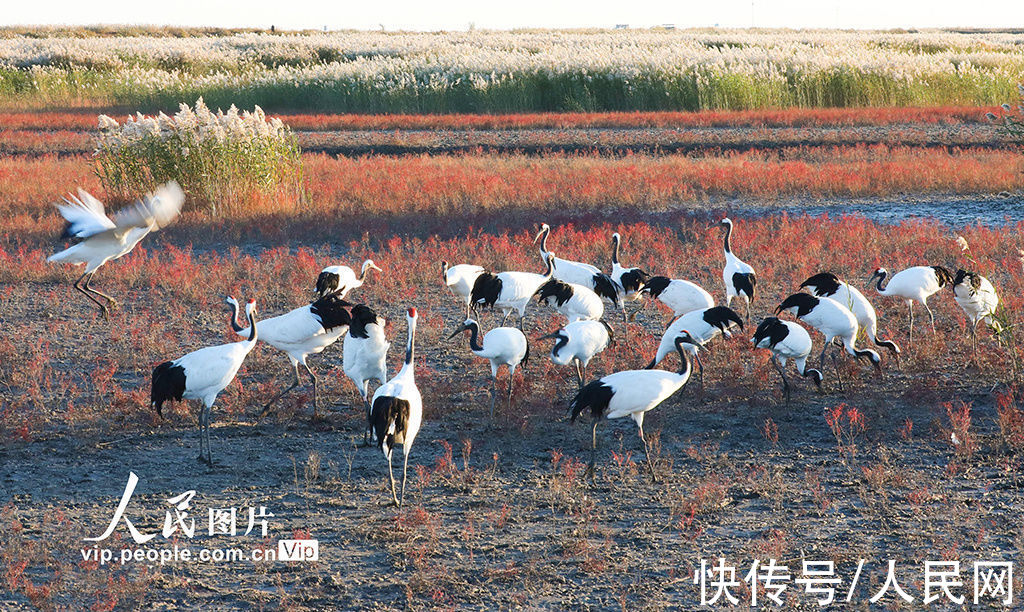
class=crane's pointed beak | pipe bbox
[537,332,560,340]
[447,325,468,340]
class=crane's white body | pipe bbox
[317,259,381,299]
[870,265,951,343]
[645,277,715,318]
[609,232,647,301]
[343,316,390,402]
[547,320,612,370]
[804,276,882,344]
[723,252,755,303]
[48,226,152,273]
[874,266,945,305]
[569,334,696,482]
[473,327,529,378]
[249,305,346,364]
[751,317,824,400]
[537,281,604,323]
[953,275,999,328]
[371,367,422,448]
[753,319,814,375]
[598,370,691,424]
[782,295,861,355]
[653,307,742,365]
[174,340,255,407]
[493,271,549,319]
[443,262,486,315]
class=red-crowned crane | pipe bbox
[539,319,613,389]
[448,318,529,418]
[227,293,351,419]
[343,304,390,444]
[951,269,1001,354]
[569,331,700,483]
[470,253,555,329]
[534,223,621,306]
[641,276,715,323]
[153,298,259,465]
[801,272,901,364]
[751,317,824,403]
[719,218,757,322]
[441,261,486,317]
[47,181,184,319]
[535,278,604,323]
[868,265,953,344]
[315,259,382,300]
[609,231,649,322]
[649,306,744,384]
[370,307,422,508]
[776,293,881,391]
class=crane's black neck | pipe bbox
[246,308,257,343]
[404,320,416,365]
[612,235,621,264]
[359,265,369,282]
[674,337,693,376]
[543,254,554,277]
[538,226,550,255]
[465,321,484,352]
[723,223,733,254]
[874,271,887,292]
[228,301,244,333]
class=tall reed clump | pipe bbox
[93,98,302,213]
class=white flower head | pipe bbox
[97,114,119,130]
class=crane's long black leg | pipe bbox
[401,451,410,507]
[639,424,658,484]
[506,370,514,411]
[83,272,117,307]
[386,450,399,507]
[908,303,915,346]
[260,362,301,417]
[489,377,497,421]
[303,363,319,420]
[207,405,214,465]
[74,272,108,316]
[832,349,844,392]
[196,402,205,463]
[361,396,373,447]
[926,302,936,333]
[770,356,791,404]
